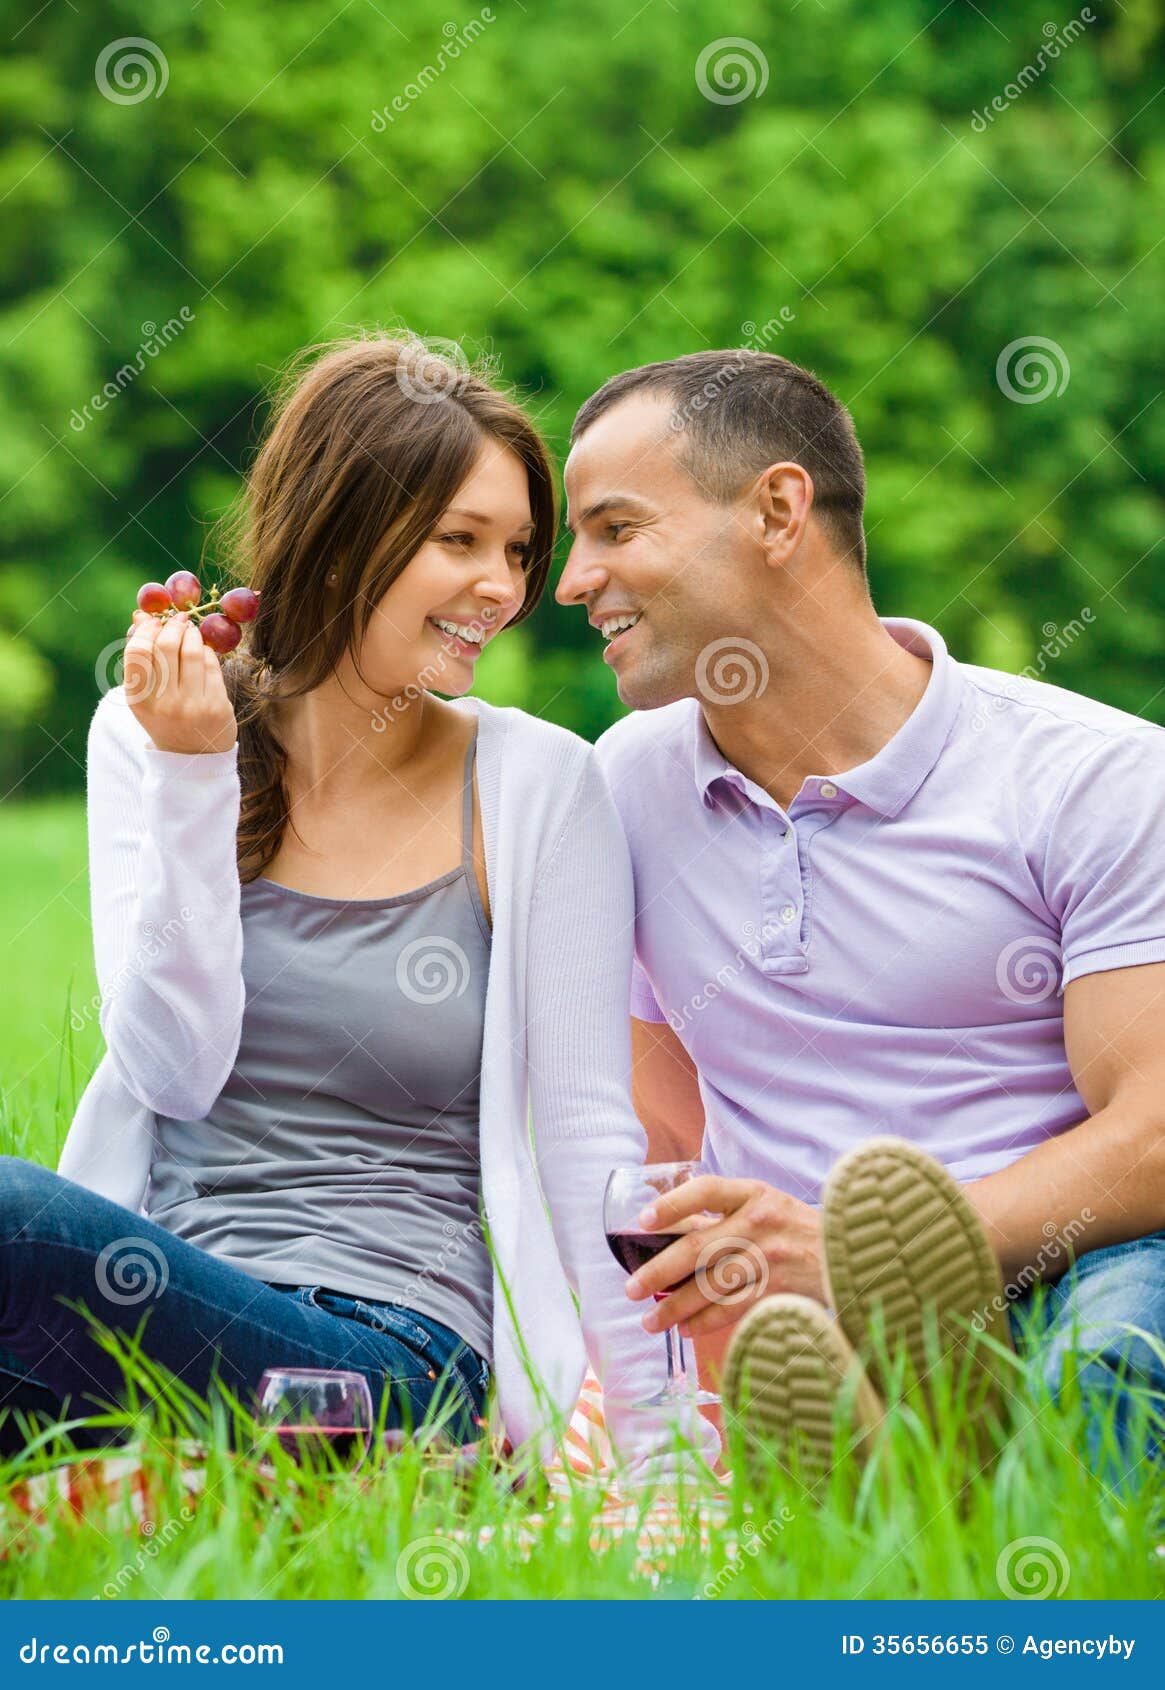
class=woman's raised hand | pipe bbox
[122,608,239,755]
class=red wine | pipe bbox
[606,1228,682,1278]
[275,1425,366,1463]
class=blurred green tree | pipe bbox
[1,0,1162,784]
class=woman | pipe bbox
[0,335,716,1476]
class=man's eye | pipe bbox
[607,522,630,541]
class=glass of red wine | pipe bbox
[255,1367,374,1470]
[604,1161,720,1409]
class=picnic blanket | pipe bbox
[1,1371,730,1588]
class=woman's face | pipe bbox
[358,438,533,698]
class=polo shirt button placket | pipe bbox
[760,807,801,968]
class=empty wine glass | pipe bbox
[604,1160,720,1408]
[255,1367,374,1470]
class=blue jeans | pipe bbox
[1009,1228,1165,1487]
[0,1156,489,1457]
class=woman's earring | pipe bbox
[326,571,338,585]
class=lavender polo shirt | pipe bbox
[595,618,1165,1203]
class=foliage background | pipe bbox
[2,0,1163,791]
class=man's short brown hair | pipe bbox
[571,350,867,572]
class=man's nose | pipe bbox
[555,540,608,606]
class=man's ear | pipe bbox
[756,462,814,563]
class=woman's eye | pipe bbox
[437,532,475,547]
[509,542,535,562]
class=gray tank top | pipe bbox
[147,727,493,1361]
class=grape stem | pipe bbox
[154,585,221,622]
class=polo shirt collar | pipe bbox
[692,618,964,819]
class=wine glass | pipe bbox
[255,1367,374,1470]
[604,1161,720,1408]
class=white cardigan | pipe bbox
[58,687,718,1472]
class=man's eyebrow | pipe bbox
[563,494,650,537]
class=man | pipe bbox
[555,349,1165,1484]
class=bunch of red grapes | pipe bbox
[136,571,260,654]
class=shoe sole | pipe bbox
[823,1136,1013,1423]
[722,1294,884,1481]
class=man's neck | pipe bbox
[700,608,933,811]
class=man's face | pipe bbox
[557,394,760,710]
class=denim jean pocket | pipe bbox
[353,1302,487,1423]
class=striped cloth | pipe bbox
[2,1372,729,1584]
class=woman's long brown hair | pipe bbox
[209,334,557,883]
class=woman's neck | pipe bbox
[273,672,453,806]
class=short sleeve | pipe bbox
[1042,729,1165,988]
[629,955,667,1023]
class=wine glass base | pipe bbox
[632,1385,720,1409]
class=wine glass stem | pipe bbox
[664,1324,682,1385]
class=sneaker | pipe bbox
[722,1293,884,1482]
[823,1136,1013,1430]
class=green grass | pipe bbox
[1,797,1163,1600]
